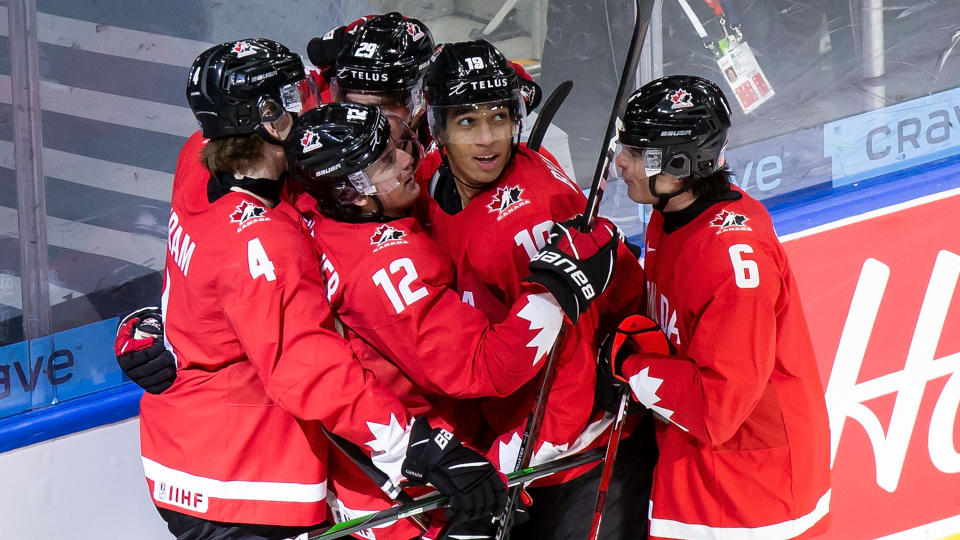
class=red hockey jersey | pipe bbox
[295,194,565,403]
[623,186,831,538]
[140,134,413,526]
[413,145,625,479]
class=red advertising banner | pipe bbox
[782,189,960,539]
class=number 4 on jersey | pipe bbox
[248,238,276,282]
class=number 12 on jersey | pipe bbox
[372,257,429,313]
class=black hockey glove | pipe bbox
[401,417,507,524]
[306,25,353,69]
[114,307,177,394]
[523,215,620,323]
[596,315,671,413]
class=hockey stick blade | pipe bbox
[309,448,604,539]
[526,80,573,153]
[581,0,654,232]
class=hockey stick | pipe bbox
[494,325,566,540]
[526,80,573,153]
[581,0,653,231]
[588,389,631,539]
[309,448,605,539]
[496,5,652,534]
[583,1,654,537]
[322,427,429,531]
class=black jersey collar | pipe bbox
[661,188,742,234]
[208,170,285,205]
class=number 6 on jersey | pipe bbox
[728,244,759,289]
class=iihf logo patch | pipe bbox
[669,89,693,110]
[300,130,323,152]
[406,22,425,41]
[230,201,270,232]
[370,224,408,252]
[710,210,751,233]
[232,41,256,58]
[487,185,529,221]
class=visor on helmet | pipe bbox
[615,144,666,178]
[383,112,424,172]
[345,139,414,197]
[256,81,304,123]
[427,95,525,145]
[332,77,425,122]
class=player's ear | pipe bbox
[262,113,294,141]
[353,194,372,208]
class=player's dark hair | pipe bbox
[689,166,734,201]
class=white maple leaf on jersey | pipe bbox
[627,367,689,432]
[365,414,411,484]
[516,293,563,366]
[496,432,570,474]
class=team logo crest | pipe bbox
[230,201,269,231]
[519,84,535,105]
[488,185,529,221]
[669,89,693,110]
[406,22,425,41]
[370,224,408,251]
[300,129,323,152]
[710,210,751,233]
[232,41,256,58]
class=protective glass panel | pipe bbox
[0,0,954,444]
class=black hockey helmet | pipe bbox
[333,12,434,93]
[287,103,413,222]
[423,40,526,143]
[618,75,731,180]
[331,13,433,119]
[186,38,305,140]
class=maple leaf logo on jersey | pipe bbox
[669,88,693,109]
[232,41,256,58]
[370,225,405,245]
[487,185,529,220]
[230,201,266,224]
[370,224,408,252]
[710,210,752,233]
[300,130,323,152]
[628,367,689,432]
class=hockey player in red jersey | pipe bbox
[133,38,506,538]
[415,40,654,539]
[601,75,831,539]
[282,101,619,538]
[305,12,542,148]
